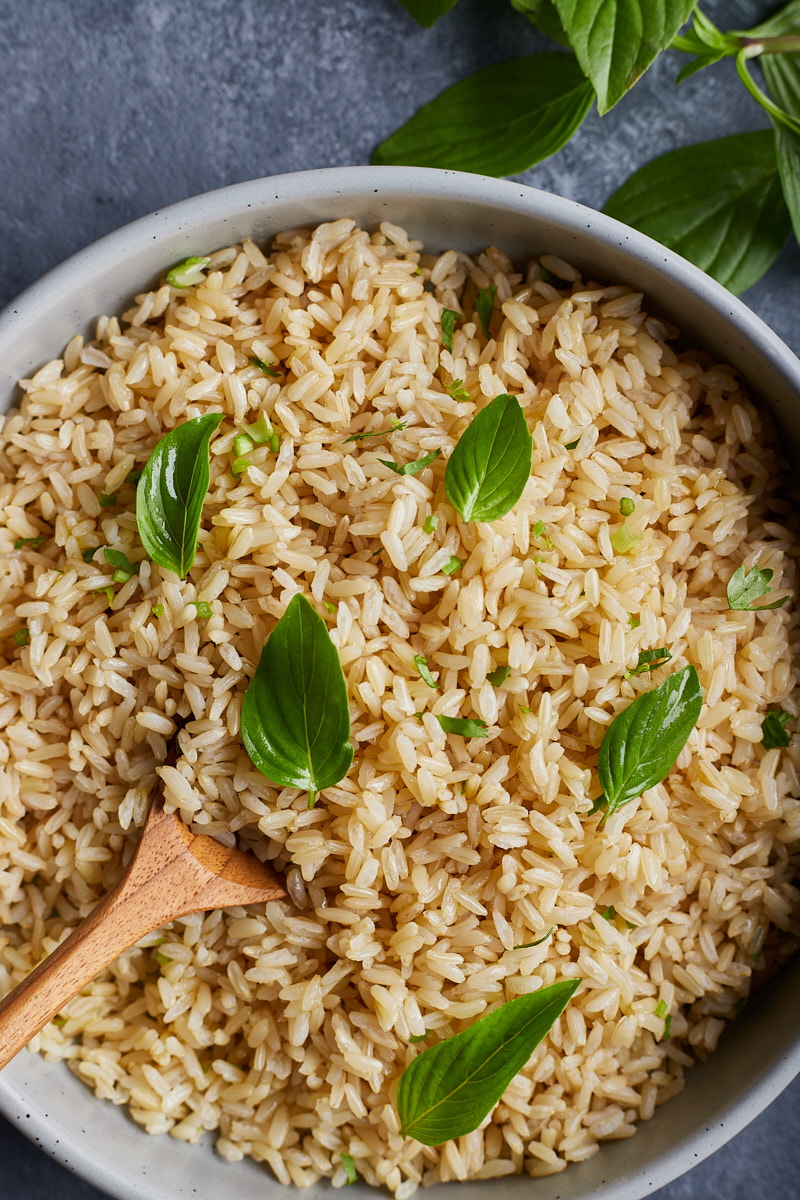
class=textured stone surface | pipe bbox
[0,0,798,1197]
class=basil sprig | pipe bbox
[445,394,532,523]
[136,413,223,579]
[395,981,579,1145]
[595,665,702,820]
[241,594,353,806]
[726,564,789,611]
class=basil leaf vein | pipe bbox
[445,394,532,523]
[597,665,702,819]
[396,981,579,1144]
[136,413,223,578]
[241,593,353,802]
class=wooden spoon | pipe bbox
[0,771,286,1070]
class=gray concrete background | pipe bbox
[0,0,798,1197]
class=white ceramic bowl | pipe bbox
[1,166,799,1200]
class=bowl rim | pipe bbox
[1,164,799,1200]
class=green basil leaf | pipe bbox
[726,563,789,610]
[445,394,533,523]
[380,449,441,476]
[624,647,672,678]
[476,284,497,338]
[509,0,570,45]
[414,654,440,689]
[762,709,792,750]
[103,547,139,578]
[554,0,696,113]
[241,593,353,802]
[395,980,579,1144]
[763,54,800,243]
[441,309,461,353]
[396,0,460,27]
[436,714,489,738]
[136,413,224,579]
[372,54,595,176]
[598,665,702,818]
[486,664,510,687]
[604,131,791,294]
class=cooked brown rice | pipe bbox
[0,219,798,1192]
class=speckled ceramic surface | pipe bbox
[1,166,799,1200]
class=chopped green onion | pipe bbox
[152,603,165,618]
[192,601,213,619]
[655,1000,667,1018]
[99,492,117,507]
[155,951,171,966]
[423,514,439,534]
[95,587,115,608]
[532,520,546,539]
[442,555,464,576]
[323,601,338,615]
[269,432,280,453]
[81,546,98,562]
[232,457,252,476]
[619,496,636,517]
[341,1153,359,1185]
[628,613,641,629]
[14,536,44,549]
[126,469,142,484]
[13,628,30,647]
[564,438,580,450]
[518,704,533,715]
[249,354,280,378]
[233,433,255,457]
[112,569,130,583]
[663,1014,673,1039]
[243,412,275,445]
[103,548,140,583]
[167,255,211,288]
[409,1031,430,1044]
[601,906,615,920]
[610,524,642,554]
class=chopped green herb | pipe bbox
[619,496,636,517]
[156,951,171,967]
[82,546,99,563]
[14,536,44,549]
[103,548,140,584]
[610,524,642,554]
[249,354,281,378]
[395,981,579,1144]
[414,654,440,690]
[442,555,464,575]
[663,1014,673,1039]
[423,514,439,534]
[436,714,489,738]
[269,432,280,453]
[446,378,470,402]
[628,613,641,629]
[344,418,406,442]
[601,906,616,920]
[152,603,165,618]
[371,547,382,558]
[379,448,441,476]
[761,709,792,750]
[655,1000,667,1018]
[52,1015,67,1027]
[126,469,142,484]
[232,457,252,475]
[726,564,789,611]
[538,265,557,285]
[95,587,115,608]
[564,438,580,450]
[514,929,553,949]
[341,1153,359,1185]
[476,284,497,338]
[99,492,117,507]
[409,1031,430,1044]
[323,601,338,615]
[192,601,213,619]
[13,628,30,647]
[532,520,546,539]
[167,255,211,288]
[441,308,462,353]
[234,433,255,457]
[486,664,510,688]
[624,647,672,679]
[518,704,533,715]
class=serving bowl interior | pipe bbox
[0,165,799,1200]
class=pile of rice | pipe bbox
[0,218,799,1193]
